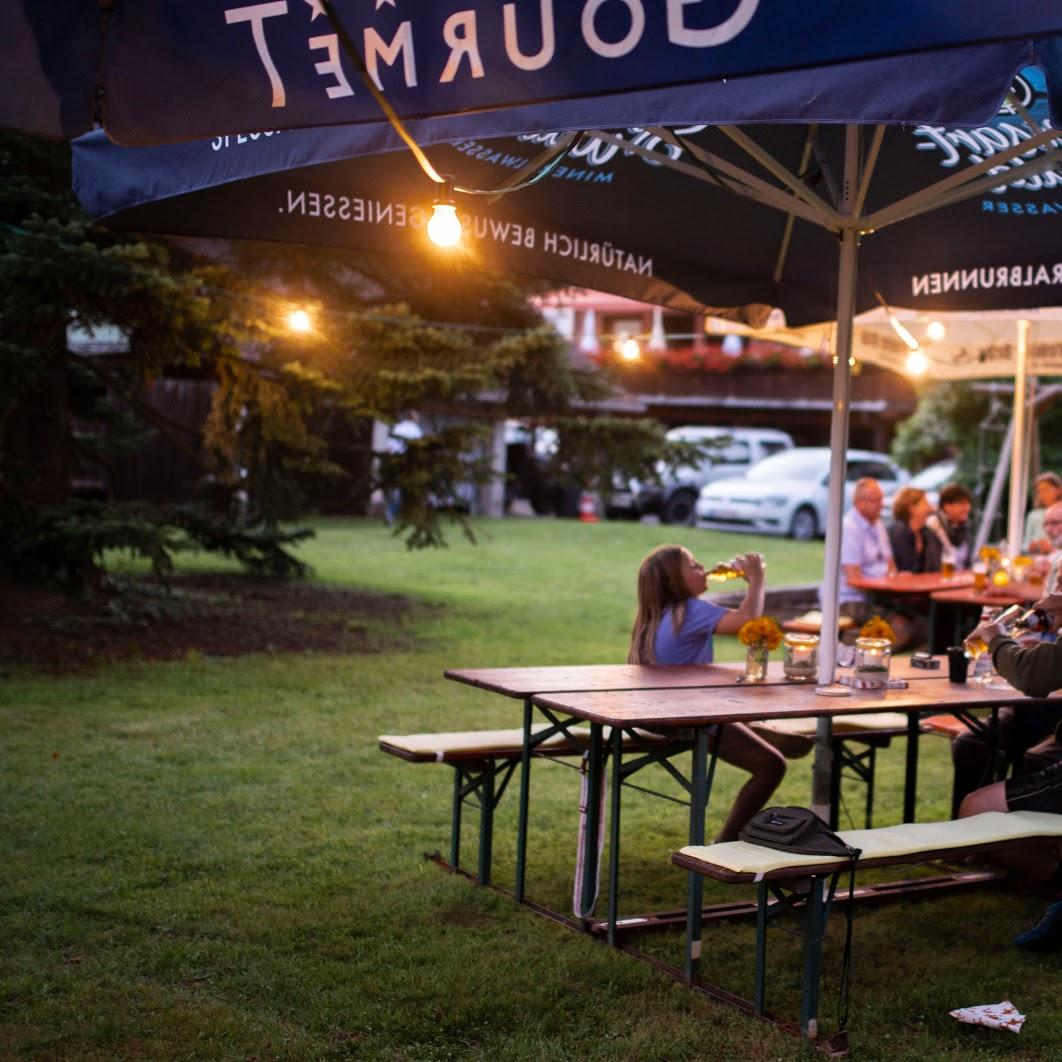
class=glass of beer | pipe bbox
[972,562,988,591]
[963,633,989,660]
[940,558,956,580]
[1012,555,1033,582]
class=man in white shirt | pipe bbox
[836,477,896,623]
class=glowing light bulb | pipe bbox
[926,320,946,342]
[427,202,461,247]
[619,337,641,361]
[905,348,928,376]
[287,309,312,333]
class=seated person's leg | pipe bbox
[951,708,1015,812]
[960,760,1062,888]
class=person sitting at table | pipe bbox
[628,545,785,842]
[959,591,1062,949]
[828,478,905,647]
[1024,472,1062,556]
[887,486,933,573]
[1041,500,1062,592]
[924,482,973,571]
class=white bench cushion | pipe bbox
[678,811,1062,877]
[755,712,911,739]
[379,724,590,759]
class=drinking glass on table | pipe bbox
[940,558,956,580]
[972,561,988,591]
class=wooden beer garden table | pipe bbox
[929,580,1044,645]
[445,660,954,933]
[529,677,1054,944]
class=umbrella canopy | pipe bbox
[6,1,1062,144]
[711,307,1062,380]
[56,11,1062,817]
[75,64,1062,327]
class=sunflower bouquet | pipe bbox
[859,615,896,643]
[738,616,784,651]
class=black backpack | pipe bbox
[740,806,862,1030]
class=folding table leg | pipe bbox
[754,880,768,1015]
[515,698,533,902]
[606,725,623,946]
[828,739,843,830]
[684,726,711,982]
[800,878,828,1039]
[864,746,876,828]
[478,762,496,886]
[903,712,920,823]
[578,723,604,921]
[450,766,463,870]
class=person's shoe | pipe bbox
[1013,900,1062,951]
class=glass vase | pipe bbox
[744,644,769,683]
[783,632,819,682]
[853,636,892,688]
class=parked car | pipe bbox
[882,459,958,515]
[695,447,907,540]
[632,426,795,525]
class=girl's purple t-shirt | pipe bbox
[654,598,729,665]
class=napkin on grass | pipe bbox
[949,1001,1025,1033]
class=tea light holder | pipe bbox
[853,636,892,688]
[783,632,819,682]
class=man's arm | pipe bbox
[989,637,1062,699]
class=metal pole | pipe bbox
[1006,320,1031,554]
[812,125,860,819]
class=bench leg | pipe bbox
[450,767,464,870]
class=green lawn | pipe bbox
[2,518,1059,1060]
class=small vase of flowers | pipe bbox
[738,616,783,683]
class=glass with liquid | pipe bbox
[940,558,956,579]
[706,562,744,582]
[972,562,988,591]
[1011,555,1033,582]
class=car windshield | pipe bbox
[747,450,826,482]
[910,461,956,489]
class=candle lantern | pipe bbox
[783,633,819,682]
[853,636,892,687]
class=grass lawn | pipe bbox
[2,517,1059,1059]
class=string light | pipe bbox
[287,308,313,333]
[427,178,462,248]
[618,336,641,361]
[926,320,946,342]
[905,348,928,376]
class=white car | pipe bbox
[882,459,958,515]
[695,448,907,540]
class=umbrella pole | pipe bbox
[811,126,860,820]
[1005,319,1031,554]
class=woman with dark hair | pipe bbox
[628,545,785,840]
[887,485,933,573]
[925,481,973,571]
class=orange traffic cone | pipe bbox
[578,492,598,523]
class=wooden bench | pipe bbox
[751,712,912,829]
[782,610,856,637]
[379,725,670,885]
[672,811,1062,1039]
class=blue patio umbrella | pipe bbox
[27,2,1062,816]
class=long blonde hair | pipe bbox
[627,545,691,664]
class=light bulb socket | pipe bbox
[433,177,455,208]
